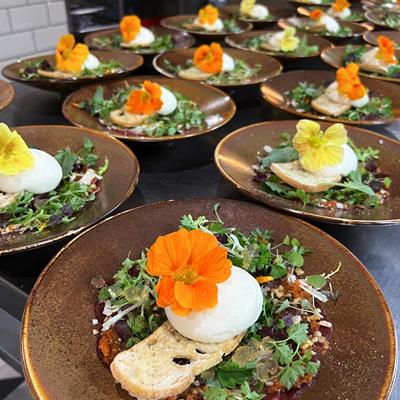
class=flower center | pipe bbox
[174,267,198,285]
[307,131,324,149]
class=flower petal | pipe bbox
[174,279,218,311]
[155,276,175,307]
[171,300,192,316]
[146,229,192,277]
[323,123,347,146]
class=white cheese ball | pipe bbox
[350,93,370,108]
[328,7,351,19]
[248,4,269,19]
[320,15,340,33]
[317,144,358,177]
[194,17,224,32]
[0,149,62,194]
[129,26,155,47]
[222,53,235,72]
[82,53,100,70]
[158,86,178,116]
[166,266,263,343]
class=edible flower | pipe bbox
[280,27,300,52]
[126,80,163,115]
[377,35,398,65]
[336,63,366,100]
[256,276,274,284]
[332,0,350,13]
[293,120,347,173]
[146,228,232,316]
[0,123,35,176]
[193,42,223,73]
[120,15,141,43]
[56,34,89,73]
[310,9,323,20]
[198,4,219,25]
[240,0,256,15]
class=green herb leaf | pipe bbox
[306,274,327,290]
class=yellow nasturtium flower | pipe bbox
[240,0,256,15]
[280,27,300,52]
[292,120,347,173]
[0,123,35,176]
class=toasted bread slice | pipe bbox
[270,161,341,193]
[359,62,388,75]
[0,193,18,209]
[311,94,351,117]
[260,41,280,52]
[109,108,149,128]
[178,67,212,81]
[308,23,326,32]
[120,42,150,48]
[37,69,74,79]
[110,321,244,400]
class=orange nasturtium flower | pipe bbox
[309,9,323,20]
[126,80,163,115]
[332,0,350,13]
[120,15,141,43]
[193,42,223,74]
[377,35,398,65]
[198,4,219,25]
[146,228,232,316]
[56,34,89,73]
[336,63,366,100]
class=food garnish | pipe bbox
[93,204,340,399]
[239,0,271,20]
[0,125,108,234]
[253,120,391,209]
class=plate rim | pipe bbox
[0,124,139,256]
[0,79,15,111]
[214,119,400,225]
[20,198,397,400]
[62,75,237,142]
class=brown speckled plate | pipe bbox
[0,125,139,255]
[365,10,400,29]
[225,29,332,59]
[153,47,282,87]
[363,30,400,46]
[278,17,369,38]
[0,79,15,111]
[296,5,366,22]
[21,199,396,399]
[160,15,253,42]
[62,75,236,142]
[215,120,400,225]
[1,50,144,94]
[260,70,400,125]
[84,26,195,56]
[286,0,333,5]
[220,4,295,28]
[321,45,400,83]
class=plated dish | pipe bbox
[297,0,365,21]
[365,10,400,29]
[85,17,195,55]
[21,199,396,400]
[225,28,332,59]
[0,79,15,111]
[2,35,143,94]
[260,68,400,125]
[160,4,252,40]
[278,14,368,38]
[321,36,400,83]
[215,120,400,224]
[363,30,400,47]
[63,76,236,142]
[0,124,138,255]
[153,44,282,87]
[221,1,295,25]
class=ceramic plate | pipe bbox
[21,199,396,399]
[153,47,282,87]
[0,79,15,111]
[363,30,400,46]
[0,125,139,255]
[296,5,365,21]
[321,45,400,83]
[221,4,295,27]
[215,120,400,225]
[278,17,369,38]
[225,29,332,59]
[2,50,144,94]
[84,26,195,55]
[365,10,400,30]
[62,76,236,142]
[286,0,334,6]
[260,70,400,125]
[160,15,253,41]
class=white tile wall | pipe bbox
[0,0,68,64]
